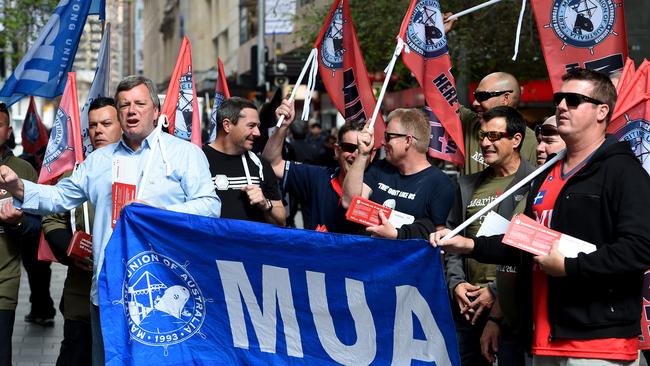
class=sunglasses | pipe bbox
[473,90,513,103]
[552,92,604,107]
[384,132,418,142]
[478,130,510,142]
[0,103,7,112]
[338,142,358,153]
[534,124,559,138]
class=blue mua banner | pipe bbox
[0,0,91,106]
[99,204,460,365]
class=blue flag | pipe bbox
[0,0,91,106]
[89,0,106,20]
[80,23,110,156]
[100,204,460,365]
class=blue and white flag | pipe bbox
[80,23,111,156]
[0,0,91,106]
[100,204,460,366]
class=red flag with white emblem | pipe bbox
[531,0,628,92]
[162,36,202,146]
[313,0,385,150]
[398,0,464,166]
[38,72,83,184]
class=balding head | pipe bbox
[473,72,521,117]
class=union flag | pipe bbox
[162,36,201,146]
[398,0,464,166]
[313,0,385,150]
[21,96,49,167]
[531,0,628,92]
[207,57,231,143]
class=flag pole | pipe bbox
[275,48,318,127]
[368,38,405,131]
[443,149,567,240]
[446,0,505,21]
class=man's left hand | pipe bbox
[466,287,495,325]
[0,200,23,226]
[534,241,567,277]
[366,211,397,239]
[242,185,267,210]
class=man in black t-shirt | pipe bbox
[203,97,285,225]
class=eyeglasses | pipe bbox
[478,130,510,142]
[0,103,7,112]
[534,124,559,138]
[473,90,513,103]
[338,142,358,153]
[553,92,604,107]
[384,132,418,142]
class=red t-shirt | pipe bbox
[530,162,637,360]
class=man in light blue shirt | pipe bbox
[0,76,221,365]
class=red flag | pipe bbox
[531,0,628,92]
[21,96,49,166]
[38,72,83,184]
[615,60,649,114]
[313,0,385,150]
[398,0,464,166]
[208,57,231,142]
[615,57,635,94]
[162,36,202,146]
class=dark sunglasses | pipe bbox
[338,142,358,153]
[473,90,513,103]
[0,103,7,112]
[478,130,510,142]
[384,132,417,142]
[553,92,604,107]
[535,124,559,138]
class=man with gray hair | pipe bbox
[0,75,221,365]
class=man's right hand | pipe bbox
[357,127,373,157]
[453,282,481,320]
[275,99,295,127]
[430,228,475,254]
[0,165,25,201]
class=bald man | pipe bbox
[461,72,538,175]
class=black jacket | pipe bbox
[472,137,650,341]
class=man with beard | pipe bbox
[204,97,285,225]
[263,99,366,233]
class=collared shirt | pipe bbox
[18,130,221,304]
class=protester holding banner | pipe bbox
[0,104,42,366]
[204,96,284,225]
[342,108,454,230]
[462,72,538,175]
[263,98,364,233]
[535,116,566,166]
[0,76,221,365]
[42,97,122,366]
[433,69,650,365]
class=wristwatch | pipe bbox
[265,199,273,212]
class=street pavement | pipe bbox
[12,263,65,366]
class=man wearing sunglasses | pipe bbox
[535,116,566,166]
[433,69,650,365]
[341,108,454,232]
[263,99,366,233]
[462,72,538,175]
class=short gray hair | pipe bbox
[114,75,161,110]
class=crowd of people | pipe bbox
[0,67,648,366]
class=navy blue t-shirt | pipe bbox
[363,159,454,225]
[283,161,361,234]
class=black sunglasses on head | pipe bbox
[338,142,358,153]
[535,124,559,138]
[478,130,510,142]
[473,90,513,103]
[553,92,604,108]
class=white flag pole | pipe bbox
[443,149,567,240]
[446,0,505,21]
[276,48,318,127]
[368,38,405,131]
